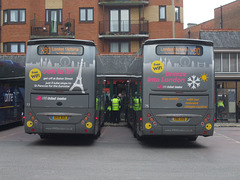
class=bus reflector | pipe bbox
[150,131,153,134]
[204,131,207,134]
[32,129,35,132]
[84,130,87,133]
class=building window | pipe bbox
[110,42,130,53]
[159,6,166,21]
[3,9,26,24]
[175,7,180,22]
[79,8,94,22]
[215,52,240,72]
[45,9,62,24]
[3,42,26,53]
[110,9,129,33]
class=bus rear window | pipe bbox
[156,45,203,56]
[38,45,84,56]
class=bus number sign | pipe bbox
[38,45,84,56]
[156,45,203,56]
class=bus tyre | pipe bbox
[188,136,198,141]
[39,134,49,139]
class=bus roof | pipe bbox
[27,38,96,46]
[143,38,213,46]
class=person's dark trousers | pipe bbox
[111,111,118,123]
[117,111,121,124]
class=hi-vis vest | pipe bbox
[217,101,224,108]
[133,98,140,111]
[111,98,120,111]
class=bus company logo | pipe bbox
[151,60,164,73]
[29,68,41,81]
[36,96,42,101]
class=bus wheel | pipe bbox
[39,134,49,139]
[188,136,198,141]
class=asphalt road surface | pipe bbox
[0,125,240,180]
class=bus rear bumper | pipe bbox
[25,123,95,135]
[140,125,214,137]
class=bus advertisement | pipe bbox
[25,39,102,138]
[129,39,215,141]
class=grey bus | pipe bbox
[128,39,214,141]
[25,39,103,138]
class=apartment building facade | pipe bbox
[0,0,184,55]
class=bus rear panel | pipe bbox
[138,39,214,140]
[25,39,100,137]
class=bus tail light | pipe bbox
[95,117,98,120]
[28,112,32,116]
[147,113,151,117]
[206,114,211,118]
[140,117,143,121]
[87,113,91,117]
[23,116,25,119]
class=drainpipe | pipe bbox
[172,0,175,38]
[220,6,223,29]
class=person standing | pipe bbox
[111,95,120,124]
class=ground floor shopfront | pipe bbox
[216,80,240,123]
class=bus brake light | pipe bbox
[140,117,143,121]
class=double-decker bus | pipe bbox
[0,60,25,126]
[128,39,215,141]
[25,39,103,139]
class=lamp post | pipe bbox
[68,11,71,33]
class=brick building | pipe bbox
[184,0,240,123]
[0,0,184,55]
[184,0,240,39]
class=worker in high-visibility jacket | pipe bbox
[217,99,225,119]
[133,97,140,111]
[111,95,120,124]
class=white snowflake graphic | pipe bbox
[187,75,201,89]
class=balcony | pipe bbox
[98,0,149,6]
[99,20,149,39]
[30,19,75,39]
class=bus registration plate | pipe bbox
[53,116,68,120]
[172,117,187,121]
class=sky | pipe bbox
[183,0,236,28]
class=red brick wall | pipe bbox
[214,1,240,29]
[183,0,240,39]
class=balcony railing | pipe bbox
[30,19,75,39]
[98,0,149,6]
[99,20,149,38]
[99,0,149,2]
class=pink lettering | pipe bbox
[42,68,56,74]
[166,71,187,77]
